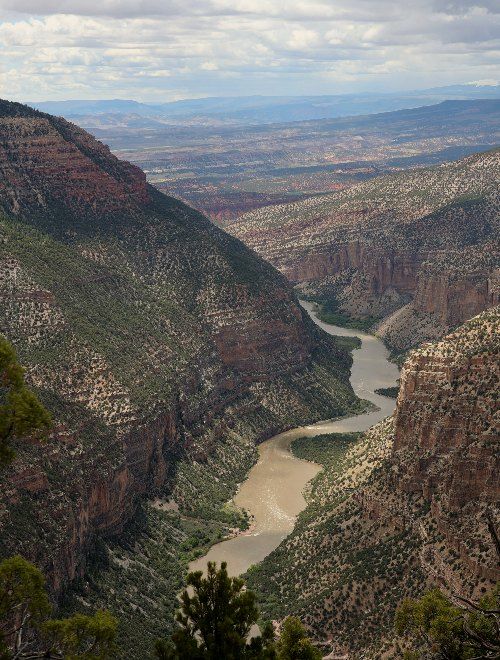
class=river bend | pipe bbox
[189,301,399,577]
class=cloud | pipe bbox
[0,0,498,101]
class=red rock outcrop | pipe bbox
[411,264,500,327]
[392,307,500,583]
[0,103,150,220]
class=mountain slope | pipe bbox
[0,100,362,654]
[247,307,500,658]
[229,148,500,351]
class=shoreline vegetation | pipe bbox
[300,296,407,371]
[300,296,379,332]
[201,396,379,551]
[317,308,379,332]
[374,386,400,399]
[245,430,367,614]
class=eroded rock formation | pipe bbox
[229,149,500,350]
[391,307,499,583]
[247,308,499,658]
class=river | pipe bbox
[189,300,400,577]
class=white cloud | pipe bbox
[200,61,219,70]
[0,0,498,101]
[286,28,318,51]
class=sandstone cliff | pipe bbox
[229,149,500,351]
[391,306,499,585]
[247,307,499,658]
[0,99,361,640]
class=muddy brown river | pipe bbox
[189,301,400,577]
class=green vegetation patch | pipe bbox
[291,432,362,471]
[332,335,362,352]
[61,435,257,659]
[301,295,379,332]
[246,420,427,656]
[374,386,399,399]
[317,307,378,332]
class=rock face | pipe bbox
[247,308,499,658]
[0,100,359,602]
[229,149,500,350]
[0,100,150,219]
[392,307,499,583]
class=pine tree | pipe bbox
[276,617,322,660]
[0,337,51,467]
[0,555,117,659]
[155,561,276,659]
[395,585,500,659]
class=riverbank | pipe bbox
[189,301,400,578]
[245,420,406,658]
[302,297,409,368]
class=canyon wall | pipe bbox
[0,99,359,605]
[0,100,150,219]
[230,149,500,350]
[391,307,499,583]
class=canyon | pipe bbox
[189,300,399,578]
[0,99,363,655]
[0,97,498,659]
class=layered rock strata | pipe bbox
[247,308,499,658]
[229,149,500,350]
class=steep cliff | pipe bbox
[247,308,499,658]
[0,99,361,649]
[392,307,499,582]
[229,149,500,350]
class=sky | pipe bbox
[0,0,499,102]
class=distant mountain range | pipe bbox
[29,83,500,127]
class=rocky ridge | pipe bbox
[229,149,500,351]
[247,307,499,658]
[0,99,361,650]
